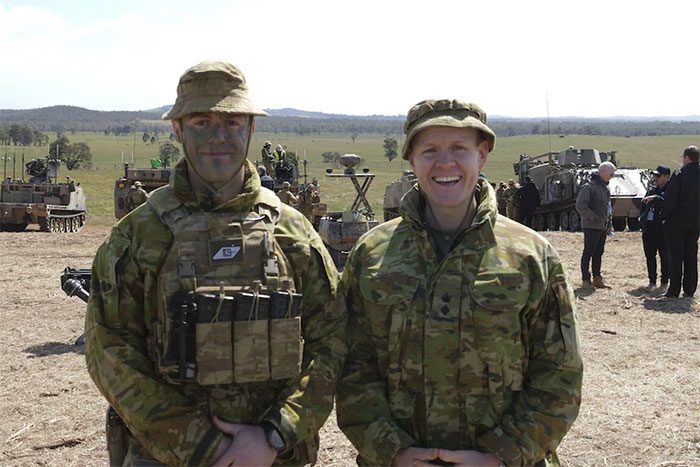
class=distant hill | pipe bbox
[1,105,698,137]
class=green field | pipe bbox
[2,132,699,226]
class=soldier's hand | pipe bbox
[436,449,500,466]
[211,416,276,467]
[392,447,439,467]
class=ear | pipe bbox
[171,120,182,143]
[477,140,489,171]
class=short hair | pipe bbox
[257,165,267,175]
[683,145,699,163]
[598,161,616,175]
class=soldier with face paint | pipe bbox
[84,61,345,466]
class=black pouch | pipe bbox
[195,293,234,385]
[168,291,197,381]
[232,292,271,383]
[269,291,304,380]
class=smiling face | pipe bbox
[173,112,253,187]
[408,126,489,218]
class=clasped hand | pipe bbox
[211,416,277,467]
[393,447,500,467]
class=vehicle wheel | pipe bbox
[534,214,546,231]
[611,217,627,232]
[560,212,570,231]
[569,211,581,231]
[627,217,641,231]
[547,213,559,231]
[39,217,50,232]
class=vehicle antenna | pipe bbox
[546,93,552,155]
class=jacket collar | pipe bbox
[399,178,498,252]
[170,158,280,215]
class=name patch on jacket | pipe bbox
[209,240,244,263]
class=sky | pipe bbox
[1,0,698,118]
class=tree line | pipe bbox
[1,105,698,137]
[0,124,50,146]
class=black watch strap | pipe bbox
[261,421,286,453]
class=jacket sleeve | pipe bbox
[335,250,417,465]
[477,245,584,466]
[84,225,226,466]
[575,184,596,221]
[261,224,347,451]
[660,172,680,220]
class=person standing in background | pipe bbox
[662,145,699,298]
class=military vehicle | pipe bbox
[114,163,171,219]
[514,147,652,232]
[0,157,86,232]
[318,154,379,269]
[383,169,416,221]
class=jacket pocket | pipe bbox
[470,269,529,405]
[358,269,421,421]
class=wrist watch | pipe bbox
[261,421,286,453]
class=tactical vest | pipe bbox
[147,187,303,386]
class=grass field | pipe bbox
[3,132,699,225]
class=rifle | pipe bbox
[61,267,91,303]
[60,267,90,346]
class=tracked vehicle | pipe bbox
[114,163,172,219]
[383,169,416,221]
[514,147,651,231]
[0,157,86,232]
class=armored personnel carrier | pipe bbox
[0,157,86,232]
[383,169,416,221]
[514,147,651,231]
[114,163,171,219]
[317,153,379,269]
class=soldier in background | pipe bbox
[495,181,507,215]
[275,152,296,185]
[261,140,276,177]
[297,184,315,221]
[277,181,298,205]
[257,165,275,191]
[336,98,582,467]
[125,180,148,212]
[84,61,345,466]
[517,176,541,227]
[504,178,519,219]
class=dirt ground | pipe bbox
[0,225,698,466]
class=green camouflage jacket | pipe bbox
[336,180,583,466]
[85,159,345,466]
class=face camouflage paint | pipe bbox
[179,113,251,187]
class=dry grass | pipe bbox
[0,226,698,466]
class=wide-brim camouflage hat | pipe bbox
[162,61,268,120]
[402,99,496,159]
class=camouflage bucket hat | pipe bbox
[162,61,268,120]
[402,99,496,160]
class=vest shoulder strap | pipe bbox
[146,185,191,235]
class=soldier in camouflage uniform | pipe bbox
[125,181,148,212]
[336,99,583,467]
[84,61,346,466]
[505,179,519,220]
[277,181,298,206]
[262,140,276,178]
[495,181,507,216]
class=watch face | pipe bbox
[268,428,286,452]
